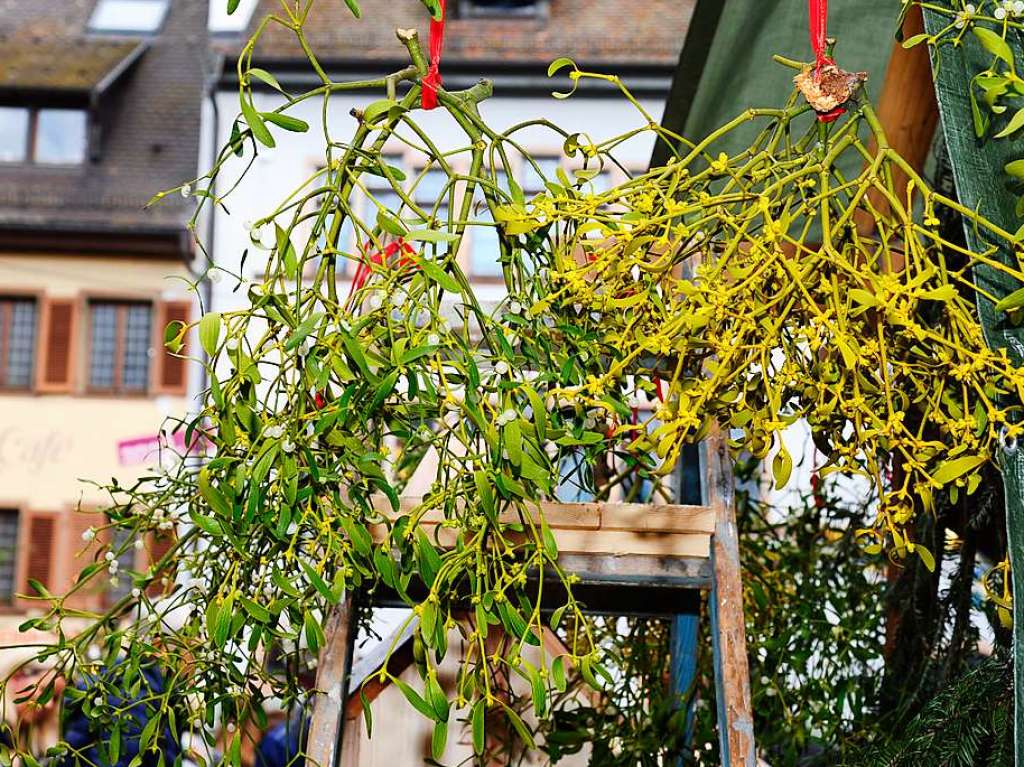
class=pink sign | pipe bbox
[116,432,189,467]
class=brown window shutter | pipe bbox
[154,300,191,395]
[146,531,176,596]
[18,513,56,605]
[37,298,78,393]
[63,511,104,611]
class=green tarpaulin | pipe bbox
[924,8,1024,759]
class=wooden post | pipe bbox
[306,599,355,767]
[859,3,939,235]
[705,429,755,767]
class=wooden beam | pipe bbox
[370,496,715,535]
[705,430,755,767]
[307,600,354,767]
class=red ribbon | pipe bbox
[421,0,447,110]
[347,238,416,301]
[808,0,846,123]
[808,0,833,72]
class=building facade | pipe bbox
[0,0,208,619]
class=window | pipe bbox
[35,110,88,164]
[458,0,543,17]
[521,155,561,196]
[88,301,152,393]
[89,0,170,33]
[0,510,18,604]
[471,170,508,278]
[0,108,88,165]
[412,166,451,247]
[0,108,29,163]
[0,297,37,389]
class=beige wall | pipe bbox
[0,253,195,612]
[0,253,193,299]
[0,393,186,511]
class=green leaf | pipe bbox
[551,656,567,692]
[246,68,283,92]
[772,445,793,489]
[995,107,1024,138]
[995,285,1024,312]
[1005,159,1024,179]
[344,0,362,17]
[500,702,536,749]
[916,545,936,573]
[359,687,373,737]
[363,99,397,125]
[368,369,399,414]
[393,677,436,719]
[848,289,880,308]
[407,229,459,244]
[932,455,986,485]
[431,721,447,760]
[241,96,275,148]
[416,257,461,294]
[504,420,522,466]
[547,57,576,77]
[416,529,443,587]
[470,700,486,753]
[299,559,339,604]
[377,210,406,237]
[199,312,221,357]
[541,520,558,560]
[239,596,270,623]
[973,27,1014,67]
[303,610,325,653]
[227,0,240,13]
[900,32,929,49]
[285,312,322,351]
[164,319,186,353]
[426,674,450,722]
[199,468,232,517]
[262,112,309,133]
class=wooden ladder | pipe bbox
[304,429,755,766]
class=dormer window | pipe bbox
[0,107,88,165]
[89,0,170,34]
[457,0,545,18]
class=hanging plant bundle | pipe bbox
[4,2,1024,762]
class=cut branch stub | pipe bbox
[794,64,868,113]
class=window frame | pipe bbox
[88,0,171,35]
[0,507,21,609]
[456,0,547,19]
[0,293,40,392]
[0,106,89,167]
[85,298,155,396]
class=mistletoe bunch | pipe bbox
[4,1,1023,763]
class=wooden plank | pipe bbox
[307,599,354,767]
[371,496,713,534]
[704,430,755,767]
[553,552,712,588]
[547,529,710,558]
[370,519,710,559]
[599,502,714,534]
[371,496,601,530]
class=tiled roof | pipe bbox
[0,39,142,92]
[0,0,211,252]
[233,0,695,68]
